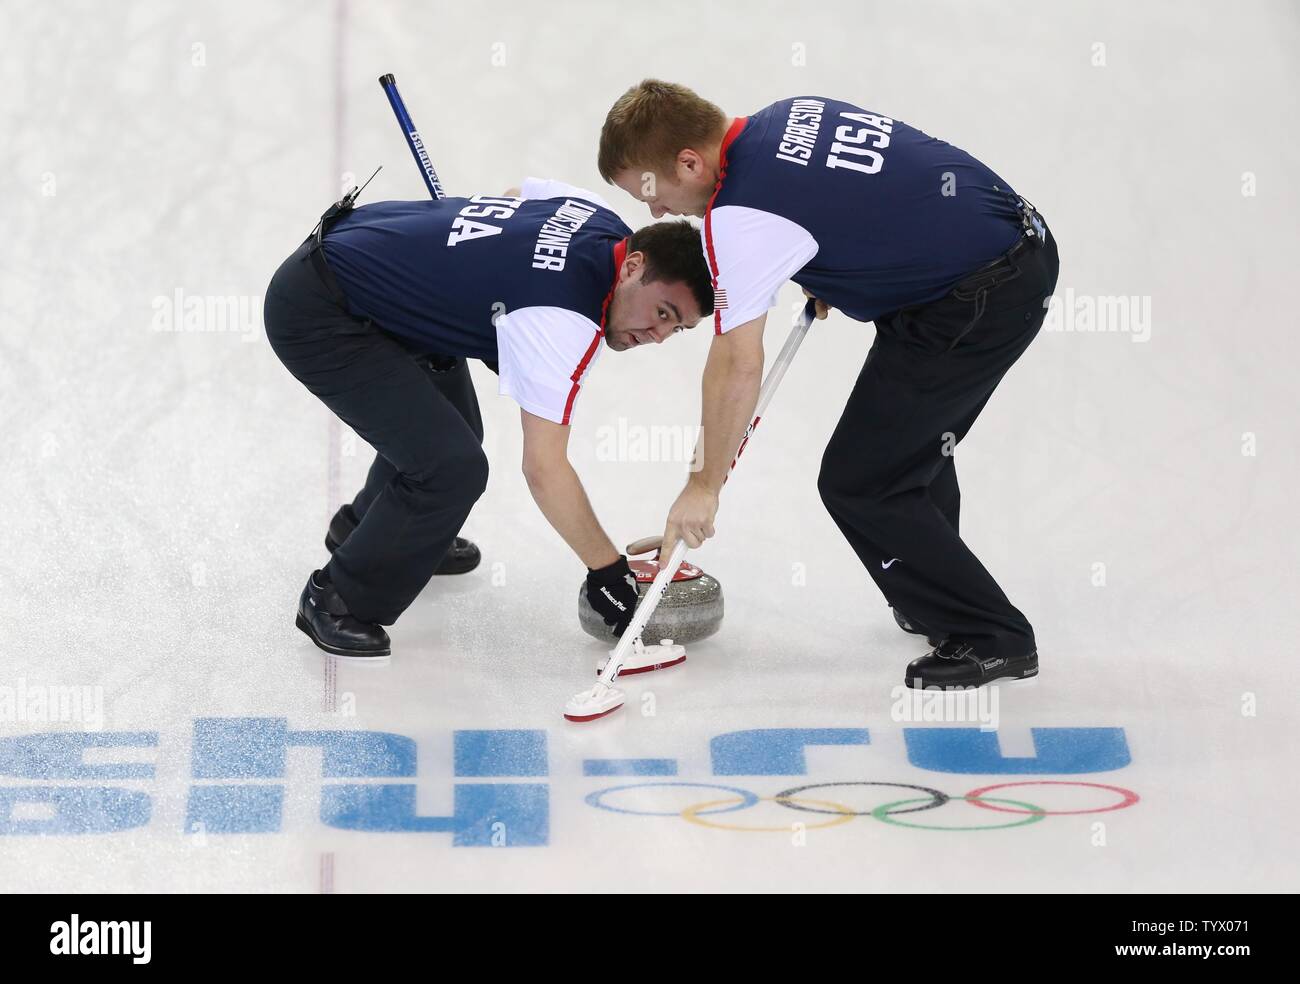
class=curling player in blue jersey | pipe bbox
[264,178,712,658]
[600,81,1059,691]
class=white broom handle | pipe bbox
[596,300,818,685]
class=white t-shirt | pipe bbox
[494,177,623,424]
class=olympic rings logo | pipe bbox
[586,780,1140,832]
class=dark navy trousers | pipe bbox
[817,229,1060,660]
[265,240,487,624]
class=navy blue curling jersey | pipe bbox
[705,97,1025,332]
[321,178,630,424]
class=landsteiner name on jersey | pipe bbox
[532,198,598,271]
[443,194,600,272]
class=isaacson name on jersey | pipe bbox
[705,96,1026,332]
[321,178,627,424]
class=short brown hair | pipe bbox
[598,80,728,182]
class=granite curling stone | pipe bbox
[578,557,724,644]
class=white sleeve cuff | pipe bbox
[496,306,605,424]
[706,204,818,333]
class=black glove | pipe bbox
[585,556,639,638]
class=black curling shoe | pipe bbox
[905,640,1038,690]
[295,570,391,660]
[324,504,481,575]
[431,537,482,575]
[892,607,947,648]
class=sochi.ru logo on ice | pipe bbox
[0,719,1132,846]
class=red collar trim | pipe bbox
[600,237,629,332]
[717,116,748,174]
[703,119,747,333]
[705,116,748,221]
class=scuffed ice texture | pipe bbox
[1,0,1299,891]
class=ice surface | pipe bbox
[2,0,1298,892]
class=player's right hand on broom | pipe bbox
[802,286,832,320]
[585,556,639,638]
[660,482,719,562]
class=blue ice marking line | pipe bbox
[321,783,549,845]
[583,759,677,777]
[190,718,416,778]
[710,729,871,775]
[0,732,157,835]
[179,724,551,843]
[903,728,1132,774]
[0,731,157,780]
[0,786,152,835]
[191,721,548,779]
[454,730,548,777]
[185,785,284,834]
[181,781,552,844]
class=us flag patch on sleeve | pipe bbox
[713,287,728,310]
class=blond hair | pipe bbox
[597,79,728,182]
